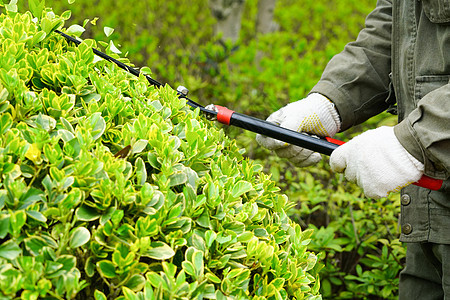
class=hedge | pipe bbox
[0,2,323,299]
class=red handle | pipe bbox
[215,105,234,125]
[325,137,443,191]
[414,175,444,191]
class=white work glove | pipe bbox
[330,126,425,199]
[256,93,341,167]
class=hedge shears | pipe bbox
[56,30,443,191]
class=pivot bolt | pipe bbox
[204,104,218,121]
[177,85,189,96]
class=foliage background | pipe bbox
[17,0,405,299]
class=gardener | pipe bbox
[256,0,449,298]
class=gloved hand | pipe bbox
[330,126,424,199]
[256,93,341,167]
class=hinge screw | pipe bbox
[177,85,189,96]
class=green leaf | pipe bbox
[31,113,57,131]
[125,274,146,291]
[94,290,107,300]
[40,17,63,35]
[10,210,26,236]
[29,0,45,19]
[81,93,101,103]
[40,234,58,249]
[270,278,285,290]
[29,31,47,47]
[140,67,152,76]
[69,227,91,248]
[192,234,206,252]
[205,230,217,248]
[0,192,5,212]
[56,255,76,273]
[206,272,221,284]
[254,228,268,238]
[147,152,160,169]
[143,242,175,260]
[192,249,204,278]
[216,290,227,300]
[231,180,252,198]
[0,240,21,260]
[104,26,114,37]
[168,172,187,187]
[97,260,116,278]
[122,287,139,300]
[206,181,219,202]
[90,18,99,26]
[58,129,75,143]
[108,40,121,54]
[5,0,17,12]
[162,262,177,278]
[135,157,147,186]
[0,113,12,135]
[111,209,124,226]
[238,231,254,243]
[88,112,106,140]
[0,88,9,103]
[146,272,163,288]
[61,10,72,20]
[132,139,148,154]
[143,282,154,299]
[66,24,85,37]
[0,214,9,239]
[24,236,48,256]
[76,205,101,221]
[99,207,115,226]
[85,256,96,277]
[181,261,195,277]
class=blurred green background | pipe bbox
[19,0,403,298]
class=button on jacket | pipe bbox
[310,0,450,243]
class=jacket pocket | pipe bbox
[414,75,450,104]
[421,0,450,23]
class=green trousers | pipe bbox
[399,243,450,299]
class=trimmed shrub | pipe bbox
[0,3,321,300]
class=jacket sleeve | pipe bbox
[394,83,450,179]
[309,0,393,131]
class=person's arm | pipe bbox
[309,0,449,196]
[310,0,393,131]
[394,84,450,180]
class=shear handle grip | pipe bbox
[324,137,443,191]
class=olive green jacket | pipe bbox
[310,0,450,243]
